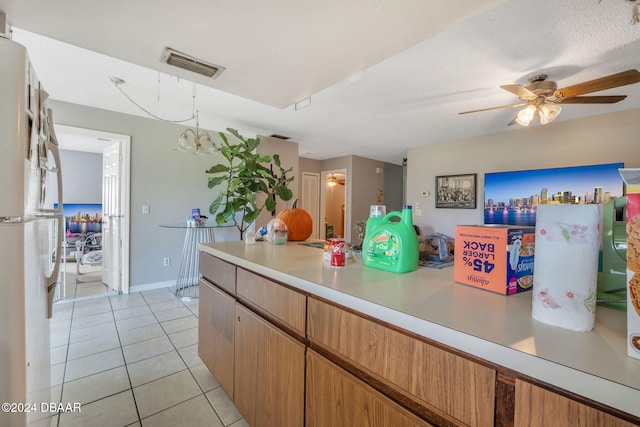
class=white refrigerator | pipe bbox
[0,35,64,427]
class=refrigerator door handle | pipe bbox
[39,111,63,214]
[45,214,64,319]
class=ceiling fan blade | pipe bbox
[458,103,526,115]
[555,69,640,98]
[558,95,627,104]
[500,84,537,99]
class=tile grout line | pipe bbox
[53,288,234,426]
[110,293,143,426]
[138,290,228,426]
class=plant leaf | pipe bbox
[276,186,293,201]
[206,164,229,174]
[257,155,272,163]
[208,175,227,188]
[256,169,272,179]
[245,208,261,224]
[218,131,228,144]
[265,196,276,212]
[209,193,223,215]
[215,211,230,225]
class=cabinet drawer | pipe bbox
[236,268,306,336]
[514,380,639,427]
[307,298,495,427]
[306,349,433,427]
[198,279,234,397]
[199,252,236,294]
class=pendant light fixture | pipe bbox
[174,110,216,154]
[110,75,216,154]
[174,82,216,154]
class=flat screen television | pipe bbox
[484,163,624,226]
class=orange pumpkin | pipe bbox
[276,200,313,241]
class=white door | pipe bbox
[301,172,320,239]
[102,142,122,292]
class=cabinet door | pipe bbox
[306,350,433,427]
[198,279,235,397]
[514,380,638,427]
[234,304,305,427]
[308,298,495,427]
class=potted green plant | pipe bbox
[206,128,294,239]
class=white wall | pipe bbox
[59,149,102,204]
[407,108,640,237]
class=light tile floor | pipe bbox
[49,287,248,427]
[57,262,114,300]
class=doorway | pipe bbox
[320,169,348,241]
[53,125,131,301]
[301,172,321,239]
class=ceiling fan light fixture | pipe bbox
[515,105,537,126]
[539,103,562,125]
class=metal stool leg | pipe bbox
[174,227,215,300]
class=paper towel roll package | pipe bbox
[531,204,601,331]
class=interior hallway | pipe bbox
[49,287,248,427]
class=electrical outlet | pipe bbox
[142,205,150,214]
[163,257,171,266]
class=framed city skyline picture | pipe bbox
[55,203,103,234]
[484,163,624,226]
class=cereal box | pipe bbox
[454,225,535,295]
[618,168,640,360]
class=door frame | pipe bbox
[301,172,320,239]
[54,124,131,294]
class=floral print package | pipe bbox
[531,204,601,331]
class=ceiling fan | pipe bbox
[327,174,345,187]
[459,69,640,126]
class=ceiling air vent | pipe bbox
[269,134,291,140]
[160,47,225,79]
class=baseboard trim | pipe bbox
[129,280,175,294]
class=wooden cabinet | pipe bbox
[237,268,306,336]
[199,255,306,426]
[306,349,432,427]
[307,297,496,427]
[198,278,235,397]
[199,251,236,293]
[514,380,638,427]
[199,251,640,427]
[234,304,305,427]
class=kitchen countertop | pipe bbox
[200,241,640,417]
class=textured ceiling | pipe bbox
[1,0,639,164]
